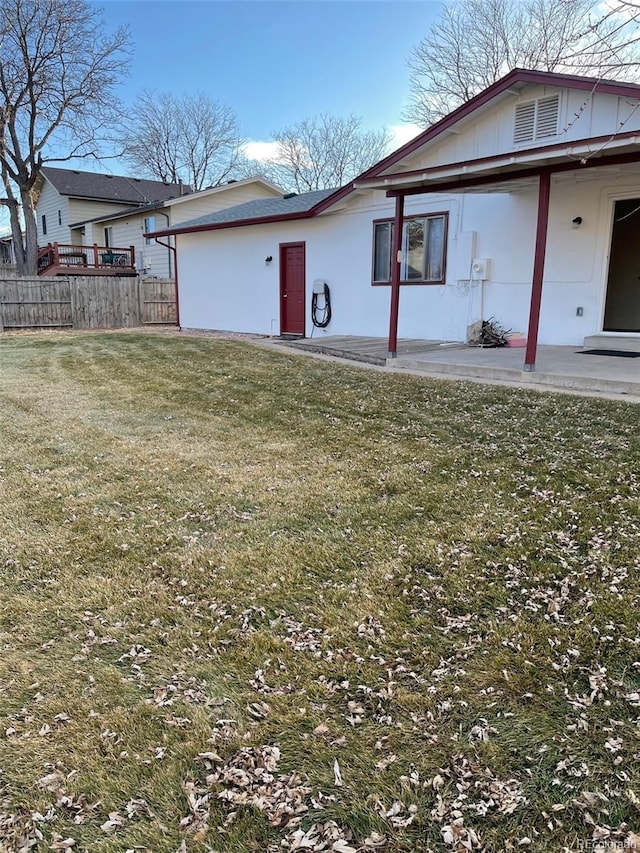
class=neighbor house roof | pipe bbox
[70,200,168,229]
[69,176,286,229]
[164,176,284,207]
[41,167,189,204]
[147,188,342,237]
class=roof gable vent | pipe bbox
[514,94,560,144]
[536,95,560,138]
[514,101,536,143]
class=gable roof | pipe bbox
[41,167,189,204]
[148,188,341,237]
[358,68,640,182]
[150,69,640,236]
[165,176,284,207]
[69,176,287,229]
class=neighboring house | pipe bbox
[75,177,285,279]
[36,167,187,246]
[0,233,16,265]
[148,69,640,365]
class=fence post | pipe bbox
[68,276,77,328]
[137,276,143,326]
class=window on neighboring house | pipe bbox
[41,214,47,236]
[514,94,560,144]
[57,209,62,226]
[144,216,155,245]
[104,226,113,247]
[372,213,447,285]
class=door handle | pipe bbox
[282,294,288,298]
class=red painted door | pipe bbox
[280,242,305,336]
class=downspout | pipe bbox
[155,211,173,279]
[154,235,180,329]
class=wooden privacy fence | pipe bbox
[0,276,177,331]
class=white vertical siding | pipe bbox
[400,85,640,171]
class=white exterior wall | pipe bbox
[402,86,640,169]
[36,181,70,245]
[177,164,640,346]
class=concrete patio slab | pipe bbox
[278,335,640,401]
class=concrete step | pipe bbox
[583,334,640,353]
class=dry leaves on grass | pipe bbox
[188,744,385,851]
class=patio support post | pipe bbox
[388,192,405,358]
[524,169,551,371]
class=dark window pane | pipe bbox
[425,216,445,280]
[403,219,425,280]
[373,222,392,282]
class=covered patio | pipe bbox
[282,335,640,400]
[351,71,640,371]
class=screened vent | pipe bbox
[513,94,560,143]
[514,102,536,143]
[535,95,560,138]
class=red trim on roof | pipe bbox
[359,68,640,180]
[147,184,355,238]
[148,209,314,238]
[147,69,640,239]
[358,128,640,187]
[383,149,640,196]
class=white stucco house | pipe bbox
[147,69,640,367]
[35,168,284,278]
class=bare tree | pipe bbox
[265,114,392,193]
[0,0,130,275]
[124,91,244,192]
[405,0,640,126]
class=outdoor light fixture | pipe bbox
[572,216,583,228]
[265,255,273,264]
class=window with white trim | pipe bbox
[144,216,155,245]
[514,95,560,144]
[372,213,447,284]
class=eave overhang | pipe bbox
[354,132,640,195]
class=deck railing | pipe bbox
[38,243,136,275]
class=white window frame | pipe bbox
[144,216,155,246]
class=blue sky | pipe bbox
[2,0,442,232]
[99,0,442,155]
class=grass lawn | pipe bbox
[0,330,638,853]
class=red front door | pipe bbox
[280,242,305,336]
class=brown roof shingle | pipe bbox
[41,167,189,204]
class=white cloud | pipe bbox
[242,140,281,163]
[388,123,423,149]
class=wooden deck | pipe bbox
[282,335,462,365]
[38,243,137,277]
